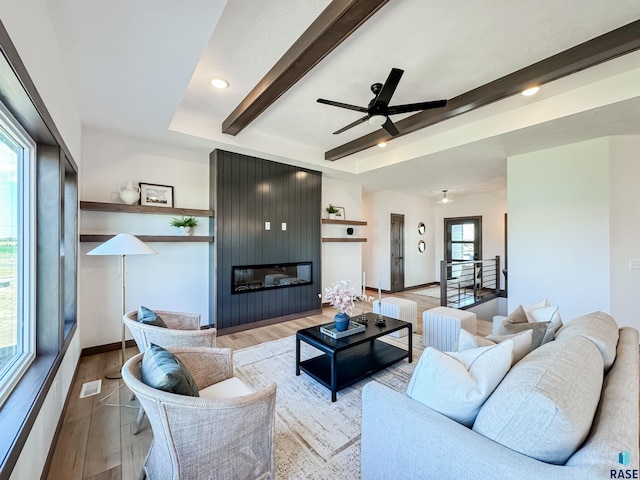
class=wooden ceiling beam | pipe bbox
[222,0,389,136]
[325,19,640,161]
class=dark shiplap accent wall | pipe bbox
[212,149,322,330]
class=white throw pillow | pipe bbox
[456,329,495,351]
[406,341,513,427]
[485,330,533,365]
[527,305,563,343]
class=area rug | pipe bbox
[232,334,422,479]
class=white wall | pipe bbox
[322,177,365,298]
[0,3,83,478]
[79,129,211,347]
[433,190,507,281]
[362,190,434,290]
[507,138,612,321]
[609,136,640,328]
[0,0,82,162]
[9,335,80,480]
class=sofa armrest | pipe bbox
[361,381,597,480]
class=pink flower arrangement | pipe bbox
[325,280,359,315]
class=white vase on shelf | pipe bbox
[119,181,140,205]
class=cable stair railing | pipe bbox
[439,256,501,308]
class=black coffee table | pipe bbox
[295,312,412,402]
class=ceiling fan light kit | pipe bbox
[317,67,447,139]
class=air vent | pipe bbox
[79,379,102,398]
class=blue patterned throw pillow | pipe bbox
[137,305,167,328]
[140,344,199,396]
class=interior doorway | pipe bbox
[444,216,482,279]
[390,214,405,292]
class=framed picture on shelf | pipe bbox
[334,206,345,219]
[139,182,174,207]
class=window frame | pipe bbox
[0,102,36,408]
[0,19,78,480]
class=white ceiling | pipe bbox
[47,0,640,199]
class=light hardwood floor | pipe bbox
[46,291,491,480]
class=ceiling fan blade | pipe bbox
[317,98,367,113]
[387,99,447,115]
[382,117,399,136]
[375,68,404,106]
[333,115,368,135]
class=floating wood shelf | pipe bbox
[80,234,214,243]
[322,237,367,242]
[80,201,214,217]
[321,219,367,226]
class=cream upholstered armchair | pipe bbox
[123,309,217,433]
[122,347,277,480]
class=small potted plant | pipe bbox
[170,216,198,236]
[326,204,338,219]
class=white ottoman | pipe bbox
[422,306,477,351]
[372,297,417,338]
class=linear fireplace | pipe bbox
[232,262,312,294]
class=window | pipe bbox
[0,101,35,407]
[444,216,482,278]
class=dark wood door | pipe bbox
[444,216,482,279]
[390,214,404,292]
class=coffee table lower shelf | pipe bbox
[297,340,409,401]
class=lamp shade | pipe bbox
[87,233,157,256]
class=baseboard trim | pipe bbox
[81,339,137,357]
[217,309,323,336]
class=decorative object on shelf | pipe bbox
[119,181,141,205]
[346,227,354,235]
[326,204,338,219]
[140,182,174,208]
[86,234,157,379]
[333,205,346,219]
[418,222,425,235]
[170,216,198,236]
[325,279,359,332]
[418,240,426,252]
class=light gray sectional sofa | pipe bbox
[361,312,639,479]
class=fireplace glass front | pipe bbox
[232,262,312,294]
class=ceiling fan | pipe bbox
[317,68,447,136]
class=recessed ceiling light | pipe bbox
[209,77,229,89]
[378,142,387,148]
[521,86,540,97]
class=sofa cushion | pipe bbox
[141,344,199,396]
[137,305,167,328]
[473,335,604,464]
[555,311,619,369]
[497,305,550,350]
[456,329,495,351]
[458,329,532,366]
[406,341,513,427]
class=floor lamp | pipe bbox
[87,233,157,379]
